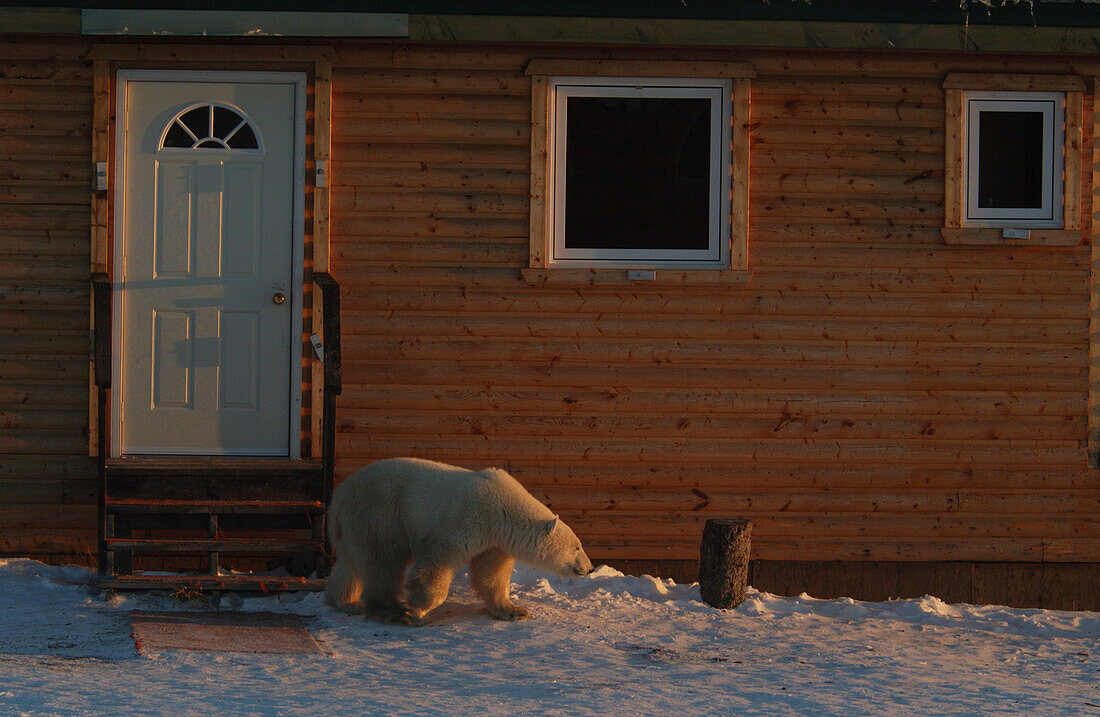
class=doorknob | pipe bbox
[272,292,286,305]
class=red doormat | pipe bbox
[130,611,321,655]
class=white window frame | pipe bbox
[962,91,1064,228]
[548,77,733,269]
[157,101,265,154]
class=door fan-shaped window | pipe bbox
[160,103,261,151]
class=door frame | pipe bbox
[110,69,307,458]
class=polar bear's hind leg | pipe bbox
[324,556,365,613]
[361,553,411,622]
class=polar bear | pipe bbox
[325,457,593,625]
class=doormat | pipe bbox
[130,611,321,655]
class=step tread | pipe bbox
[104,458,324,502]
[106,457,323,478]
[106,538,323,552]
[106,499,325,515]
[100,574,325,592]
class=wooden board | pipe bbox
[129,611,323,654]
[311,59,333,459]
[1091,78,1100,469]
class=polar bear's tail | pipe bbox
[324,496,365,613]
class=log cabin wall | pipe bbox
[0,37,98,563]
[329,43,1097,606]
[1,32,1098,606]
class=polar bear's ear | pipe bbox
[539,517,558,535]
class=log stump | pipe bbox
[699,518,753,609]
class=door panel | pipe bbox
[222,163,263,276]
[151,309,194,409]
[218,310,260,410]
[118,77,299,456]
[154,162,195,277]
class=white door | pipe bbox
[115,73,304,456]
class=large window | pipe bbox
[551,80,731,267]
[526,60,753,279]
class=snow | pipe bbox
[1,558,1098,716]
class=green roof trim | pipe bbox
[80,9,408,37]
[410,14,1100,53]
[0,7,81,34]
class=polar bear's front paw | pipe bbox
[367,601,409,624]
[489,603,530,621]
[395,608,432,627]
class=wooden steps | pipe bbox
[101,458,328,594]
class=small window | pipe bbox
[963,92,1063,227]
[941,73,1083,246]
[551,81,730,267]
[159,103,261,151]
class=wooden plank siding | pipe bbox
[328,44,1097,565]
[0,36,1098,578]
[0,37,98,563]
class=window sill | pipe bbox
[520,268,752,287]
[941,227,1085,247]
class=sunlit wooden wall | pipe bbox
[330,44,1096,565]
[0,36,1096,573]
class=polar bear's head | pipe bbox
[533,517,594,578]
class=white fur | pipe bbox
[325,457,593,625]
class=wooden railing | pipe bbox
[312,271,341,570]
[91,272,111,575]
[92,272,341,583]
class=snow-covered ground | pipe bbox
[0,558,1097,716]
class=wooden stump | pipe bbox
[699,518,753,609]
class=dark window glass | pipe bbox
[212,106,243,139]
[977,110,1044,209]
[179,106,209,140]
[564,96,711,252]
[161,105,259,151]
[163,121,193,148]
[227,123,259,150]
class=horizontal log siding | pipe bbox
[0,38,97,562]
[331,44,1096,564]
[1,39,1096,568]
